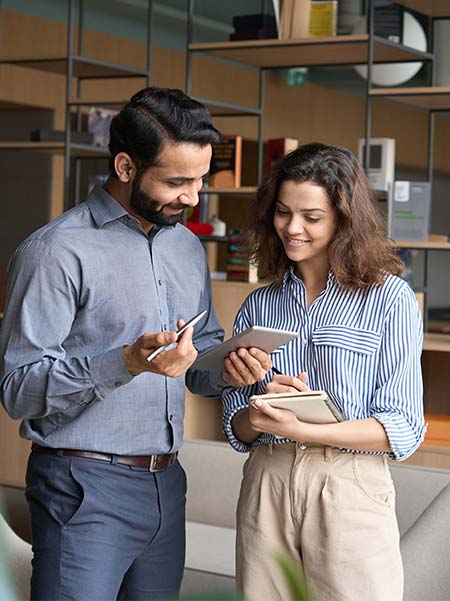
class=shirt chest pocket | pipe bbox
[311,325,381,377]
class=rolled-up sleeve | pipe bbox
[221,303,265,452]
[370,286,426,460]
[0,239,133,421]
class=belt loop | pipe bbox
[56,449,64,457]
[324,446,332,462]
[267,442,273,456]
[110,454,119,465]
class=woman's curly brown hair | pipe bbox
[248,142,403,288]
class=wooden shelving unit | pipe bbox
[394,0,450,18]
[423,333,450,353]
[370,87,450,110]
[0,141,109,157]
[189,34,432,69]
[396,240,450,250]
[186,0,450,468]
[0,55,148,78]
[201,187,257,196]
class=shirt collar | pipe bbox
[87,183,130,228]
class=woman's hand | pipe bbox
[265,371,309,394]
[248,399,302,440]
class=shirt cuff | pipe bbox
[222,404,270,453]
[373,412,427,461]
[208,369,233,395]
[89,347,134,396]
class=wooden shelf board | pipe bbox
[201,187,257,195]
[0,141,109,157]
[69,98,259,116]
[424,414,450,447]
[189,35,432,69]
[370,87,450,110]
[423,334,450,353]
[394,1,450,18]
[396,240,450,250]
[69,98,127,108]
[0,56,148,78]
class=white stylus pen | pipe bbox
[146,309,208,363]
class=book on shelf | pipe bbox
[266,137,299,169]
[279,0,338,39]
[209,136,242,188]
[388,181,431,242]
[428,233,450,243]
[280,0,309,39]
[357,137,395,192]
[230,13,278,40]
[309,1,337,37]
[226,230,258,283]
[374,2,403,44]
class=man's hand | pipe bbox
[122,320,198,378]
[222,347,272,387]
[265,372,309,394]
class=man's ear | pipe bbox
[114,153,136,183]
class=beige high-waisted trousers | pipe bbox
[236,442,403,601]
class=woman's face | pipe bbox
[273,180,337,272]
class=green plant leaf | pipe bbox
[275,552,312,601]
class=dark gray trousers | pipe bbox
[25,450,186,601]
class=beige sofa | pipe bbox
[179,439,450,601]
[2,443,450,601]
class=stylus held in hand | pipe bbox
[146,309,207,363]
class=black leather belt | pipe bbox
[32,444,177,472]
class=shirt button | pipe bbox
[114,381,122,387]
[301,337,308,345]
[169,414,173,421]
[158,280,162,286]
[297,442,307,450]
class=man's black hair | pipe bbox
[108,86,220,176]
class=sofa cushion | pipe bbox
[389,463,450,536]
[179,439,246,529]
[185,521,235,577]
[401,483,450,601]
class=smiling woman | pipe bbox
[273,180,337,281]
[221,143,426,601]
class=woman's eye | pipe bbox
[305,217,319,223]
[275,208,290,215]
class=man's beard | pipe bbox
[130,179,185,227]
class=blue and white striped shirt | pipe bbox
[222,268,426,461]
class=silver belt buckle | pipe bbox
[149,455,160,472]
[148,452,177,472]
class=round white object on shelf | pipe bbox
[353,11,427,86]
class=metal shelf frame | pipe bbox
[1,0,153,210]
[185,0,450,333]
[66,0,152,209]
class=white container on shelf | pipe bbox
[208,215,226,237]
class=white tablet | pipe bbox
[192,326,298,372]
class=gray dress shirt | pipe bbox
[0,185,225,454]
